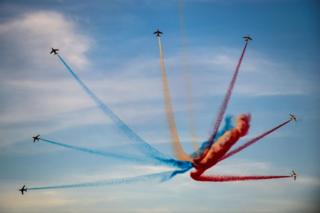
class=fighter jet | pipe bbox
[243,35,252,42]
[32,134,40,143]
[153,29,163,37]
[50,48,59,55]
[289,113,297,122]
[19,185,27,195]
[291,170,297,181]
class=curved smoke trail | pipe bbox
[219,118,292,162]
[191,115,234,158]
[157,37,192,162]
[57,55,190,170]
[39,138,164,166]
[207,40,249,148]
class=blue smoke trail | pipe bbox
[190,115,233,158]
[57,55,191,170]
[40,138,191,168]
[28,170,187,191]
[165,166,193,180]
[40,138,153,165]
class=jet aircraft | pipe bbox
[289,114,297,122]
[19,185,27,195]
[291,170,297,181]
[50,48,59,55]
[153,29,163,37]
[32,134,40,143]
[243,35,253,42]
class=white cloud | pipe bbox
[0,11,91,73]
[0,11,95,147]
[0,11,313,150]
[0,157,318,213]
[179,47,313,97]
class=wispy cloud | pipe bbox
[176,46,314,97]
[0,11,91,73]
[0,11,95,146]
[0,13,313,148]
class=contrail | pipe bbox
[219,118,292,162]
[207,40,250,148]
[56,55,190,169]
[179,0,198,151]
[39,138,159,165]
[157,37,192,162]
[27,170,187,191]
[191,174,292,182]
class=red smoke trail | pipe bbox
[219,118,292,162]
[207,41,249,148]
[190,174,291,182]
[192,114,251,177]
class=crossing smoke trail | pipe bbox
[40,138,160,165]
[191,174,291,182]
[189,115,294,183]
[57,55,191,170]
[219,118,292,162]
[28,170,180,191]
[191,115,234,158]
[207,40,249,148]
[43,37,293,189]
[192,114,251,178]
[157,37,192,162]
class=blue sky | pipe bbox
[0,0,319,212]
